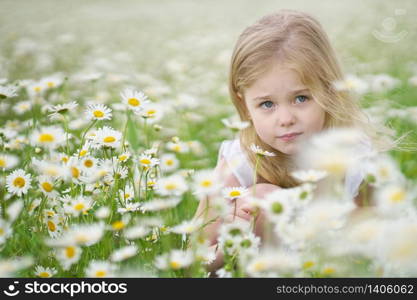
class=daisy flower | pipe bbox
[110,245,139,262]
[110,215,131,231]
[0,219,12,245]
[375,184,412,215]
[159,153,179,173]
[92,126,122,149]
[6,169,32,196]
[13,100,32,115]
[48,101,78,120]
[135,102,164,123]
[291,169,328,183]
[119,185,135,202]
[32,158,68,180]
[38,175,59,198]
[55,245,82,270]
[120,88,150,112]
[140,198,181,213]
[261,189,296,223]
[6,200,23,222]
[245,249,301,278]
[64,196,94,217]
[155,249,194,270]
[46,223,105,247]
[156,174,188,196]
[0,153,19,170]
[85,260,116,278]
[222,186,249,200]
[31,126,67,150]
[138,154,159,170]
[85,103,112,120]
[117,201,141,214]
[45,215,62,238]
[41,74,64,89]
[166,141,190,153]
[332,74,369,94]
[80,156,99,172]
[95,206,110,219]
[123,225,151,240]
[192,169,222,200]
[0,85,18,98]
[34,266,57,278]
[118,151,131,163]
[170,219,203,235]
[250,143,276,157]
[221,117,250,131]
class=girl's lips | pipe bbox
[278,132,303,141]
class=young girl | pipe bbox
[193,9,392,273]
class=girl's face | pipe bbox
[243,63,326,155]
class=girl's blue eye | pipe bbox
[260,101,274,109]
[295,95,308,104]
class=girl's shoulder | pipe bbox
[217,138,254,187]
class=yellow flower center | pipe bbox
[323,267,335,275]
[119,155,127,161]
[66,246,76,258]
[39,272,51,278]
[229,190,241,197]
[34,86,42,92]
[200,180,212,188]
[0,228,5,235]
[41,182,53,192]
[47,82,55,88]
[166,159,173,166]
[75,234,89,243]
[103,136,116,143]
[379,167,389,178]
[170,261,181,270]
[95,270,106,277]
[13,177,26,188]
[303,261,315,269]
[140,158,151,165]
[74,203,85,211]
[124,193,130,199]
[0,158,5,167]
[84,160,93,168]
[147,109,156,116]
[128,98,140,107]
[79,150,88,157]
[47,220,56,232]
[112,221,125,230]
[390,190,406,203]
[253,262,266,272]
[71,167,80,178]
[62,156,69,163]
[173,145,181,152]
[93,110,104,118]
[165,183,177,190]
[39,133,55,143]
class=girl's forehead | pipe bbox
[244,64,308,99]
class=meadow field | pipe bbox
[0,0,416,277]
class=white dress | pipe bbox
[217,138,373,199]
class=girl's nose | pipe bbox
[276,106,296,127]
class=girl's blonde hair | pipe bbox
[228,9,395,188]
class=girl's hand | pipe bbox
[224,183,281,237]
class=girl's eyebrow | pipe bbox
[251,88,310,102]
